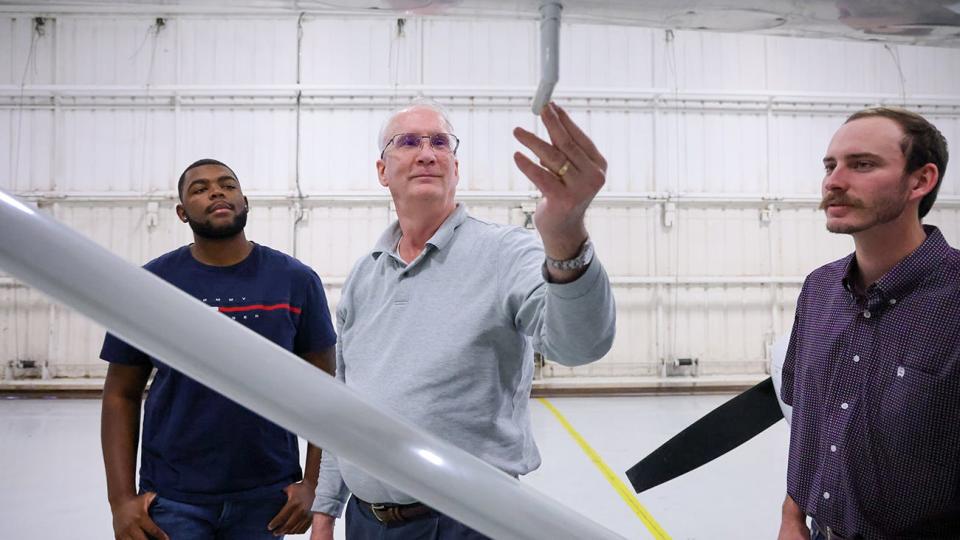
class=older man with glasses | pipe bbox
[309,99,617,540]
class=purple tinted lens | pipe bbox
[395,133,422,148]
[430,134,451,149]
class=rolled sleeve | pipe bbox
[312,451,350,517]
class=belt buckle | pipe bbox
[370,504,389,523]
[370,503,401,523]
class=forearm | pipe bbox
[536,260,616,365]
[299,350,332,486]
[503,228,615,365]
[303,443,322,486]
[101,393,142,506]
[781,494,805,523]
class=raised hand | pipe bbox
[513,102,607,280]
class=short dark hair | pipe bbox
[845,107,949,219]
[177,158,239,201]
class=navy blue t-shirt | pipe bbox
[100,243,337,504]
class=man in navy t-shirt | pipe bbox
[100,158,336,540]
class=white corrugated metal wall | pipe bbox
[2,10,959,381]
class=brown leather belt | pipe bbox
[356,497,434,524]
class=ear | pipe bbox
[176,203,188,223]
[244,196,249,212]
[377,159,388,188]
[909,163,939,202]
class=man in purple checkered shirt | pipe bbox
[778,108,957,540]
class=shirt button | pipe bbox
[841,402,849,410]
[823,492,831,500]
[889,298,897,305]
[862,310,872,318]
[830,445,837,452]
[853,355,860,363]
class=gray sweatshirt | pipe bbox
[312,204,616,516]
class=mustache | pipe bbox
[206,202,234,213]
[819,192,865,210]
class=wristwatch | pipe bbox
[544,239,594,272]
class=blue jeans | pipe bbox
[148,492,287,539]
[345,496,490,540]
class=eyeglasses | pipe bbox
[380,133,460,158]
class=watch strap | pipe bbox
[544,239,594,271]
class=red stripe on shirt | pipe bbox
[218,304,302,315]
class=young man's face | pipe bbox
[176,164,248,239]
[820,116,913,235]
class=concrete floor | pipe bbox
[0,395,789,539]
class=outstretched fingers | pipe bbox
[512,101,608,221]
[539,103,596,175]
[513,150,565,197]
[552,103,606,172]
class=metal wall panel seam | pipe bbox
[4,94,960,115]
[5,85,960,99]
[291,11,306,258]
[0,7,546,21]
[13,192,960,206]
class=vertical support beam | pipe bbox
[44,301,56,379]
[173,14,182,212]
[50,16,61,196]
[43,201,58,379]
[292,12,306,258]
[532,2,562,115]
[655,282,664,375]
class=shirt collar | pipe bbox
[841,225,950,301]
[371,203,468,259]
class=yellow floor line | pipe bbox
[537,397,672,540]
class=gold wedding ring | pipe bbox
[556,161,571,177]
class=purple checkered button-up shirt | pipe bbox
[783,225,960,539]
